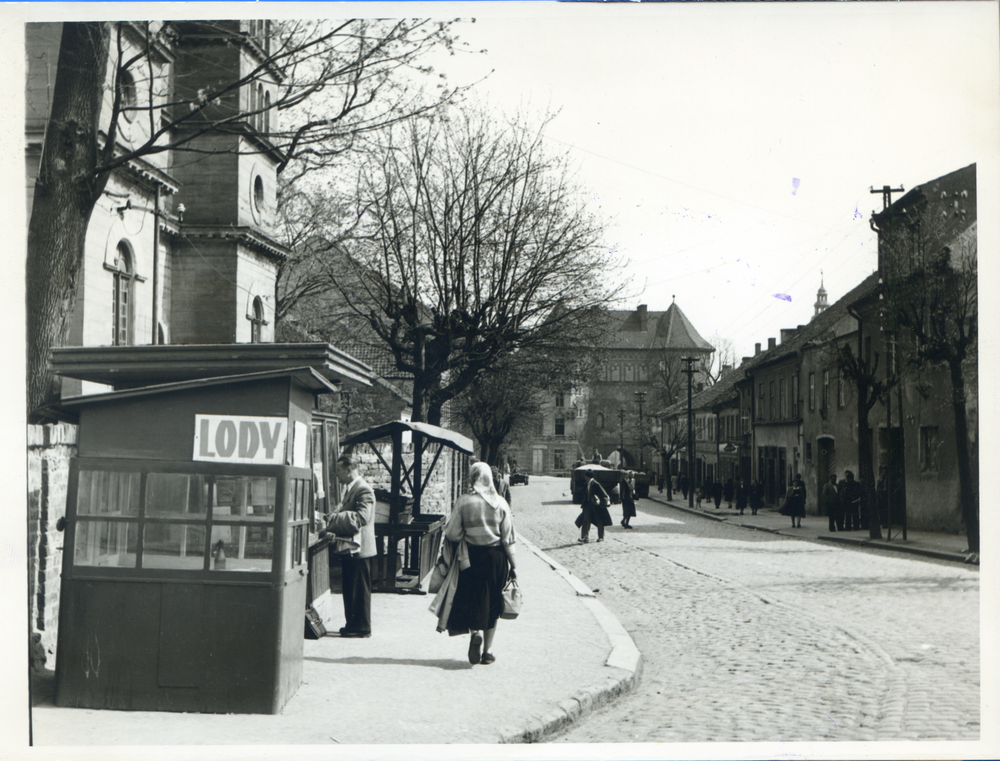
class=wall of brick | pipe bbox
[27,423,77,671]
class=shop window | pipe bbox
[75,520,139,568]
[920,426,940,473]
[111,241,134,346]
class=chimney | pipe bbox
[742,356,751,365]
[755,343,761,355]
[722,364,733,377]
[780,328,797,343]
[637,304,648,332]
[768,337,776,350]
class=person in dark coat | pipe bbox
[734,476,748,516]
[750,481,763,515]
[779,474,806,527]
[839,470,863,531]
[712,480,723,509]
[679,474,690,499]
[821,474,841,532]
[620,473,636,529]
[578,476,612,543]
[723,477,735,509]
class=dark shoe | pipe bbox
[625,524,633,529]
[469,632,483,664]
[577,537,589,543]
[596,537,604,543]
[340,630,370,638]
[480,652,495,665]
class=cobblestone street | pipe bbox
[513,477,980,743]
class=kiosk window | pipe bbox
[146,473,207,518]
[75,520,139,568]
[287,477,310,569]
[143,524,206,570]
[77,470,140,517]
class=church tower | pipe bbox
[814,273,829,316]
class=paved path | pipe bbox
[515,479,980,743]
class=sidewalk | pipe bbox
[647,493,978,565]
[29,536,640,748]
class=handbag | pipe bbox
[500,576,522,620]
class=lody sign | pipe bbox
[193,414,287,465]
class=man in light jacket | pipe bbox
[324,455,376,638]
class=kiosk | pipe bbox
[339,421,474,592]
[53,367,341,714]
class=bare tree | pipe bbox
[881,212,978,552]
[334,110,622,424]
[26,19,461,415]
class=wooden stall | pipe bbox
[339,421,474,593]
[52,368,345,715]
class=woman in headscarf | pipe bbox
[443,462,517,665]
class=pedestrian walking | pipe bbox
[491,465,512,512]
[779,474,806,528]
[839,470,863,531]
[821,474,841,532]
[620,473,636,529]
[322,455,376,638]
[750,480,763,516]
[734,476,748,515]
[576,475,612,543]
[723,477,735,509]
[712,480,723,510]
[433,462,517,666]
[679,474,689,499]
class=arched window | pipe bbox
[250,297,265,343]
[111,241,134,345]
[119,70,137,123]
[596,412,604,429]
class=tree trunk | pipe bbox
[856,382,883,539]
[949,359,979,553]
[26,22,111,417]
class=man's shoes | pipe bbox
[469,632,483,664]
[339,628,371,638]
[480,652,495,665]
[596,537,604,543]
[577,537,589,543]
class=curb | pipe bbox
[498,537,642,743]
[648,496,976,566]
[817,533,978,565]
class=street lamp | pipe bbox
[681,357,697,508]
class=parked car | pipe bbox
[510,469,529,486]
[570,463,622,505]
[633,472,651,499]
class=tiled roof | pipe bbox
[658,272,880,418]
[608,302,714,351]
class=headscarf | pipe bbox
[469,462,507,511]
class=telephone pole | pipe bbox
[872,183,907,541]
[681,357,697,508]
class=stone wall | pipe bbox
[27,423,77,671]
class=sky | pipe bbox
[419,2,998,363]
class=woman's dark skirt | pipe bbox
[446,544,509,635]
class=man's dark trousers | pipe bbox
[340,554,372,634]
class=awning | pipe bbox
[341,420,474,455]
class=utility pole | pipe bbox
[634,390,646,471]
[681,357,696,508]
[872,183,907,541]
